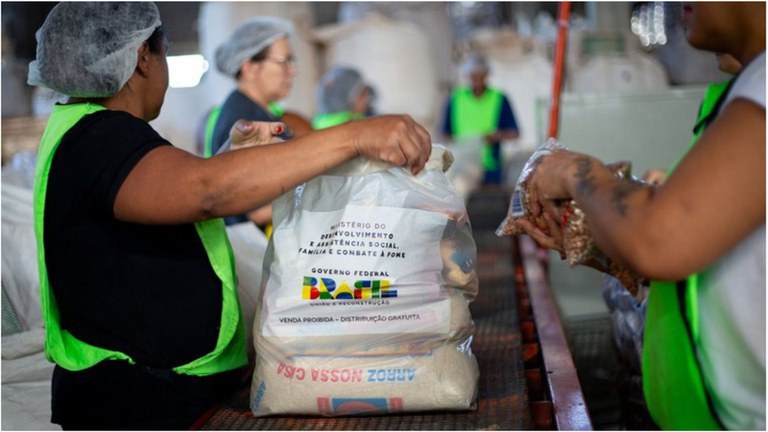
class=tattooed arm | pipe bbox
[524,100,765,281]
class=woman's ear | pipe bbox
[239,59,258,80]
[136,41,151,76]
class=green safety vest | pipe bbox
[311,111,364,130]
[203,106,222,158]
[450,86,504,171]
[34,102,247,376]
[642,81,732,430]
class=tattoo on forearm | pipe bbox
[574,157,597,197]
[610,181,643,216]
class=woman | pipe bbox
[312,66,374,130]
[29,3,430,429]
[205,17,305,228]
[209,17,298,155]
[516,2,764,430]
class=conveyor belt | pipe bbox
[192,187,589,430]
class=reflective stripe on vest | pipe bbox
[642,82,733,429]
[450,86,503,171]
[34,103,247,376]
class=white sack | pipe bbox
[2,181,43,332]
[251,341,477,416]
[225,221,268,359]
[251,145,479,416]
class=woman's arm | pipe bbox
[526,99,765,280]
[113,114,431,224]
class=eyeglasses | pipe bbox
[260,55,296,68]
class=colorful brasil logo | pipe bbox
[302,276,398,300]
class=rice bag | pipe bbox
[250,144,479,416]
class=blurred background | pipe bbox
[1,4,734,428]
[1,0,729,313]
[3,2,727,156]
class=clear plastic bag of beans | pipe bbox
[496,139,646,296]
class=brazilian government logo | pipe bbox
[302,276,398,300]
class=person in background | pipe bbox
[28,2,431,429]
[364,84,378,117]
[204,17,303,230]
[516,2,764,430]
[441,53,520,185]
[312,66,374,130]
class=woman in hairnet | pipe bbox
[312,66,375,130]
[28,3,430,429]
[208,17,302,155]
[204,17,301,229]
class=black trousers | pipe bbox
[51,360,244,430]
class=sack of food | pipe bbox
[250,144,479,417]
[496,138,646,296]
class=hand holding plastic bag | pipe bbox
[496,139,646,296]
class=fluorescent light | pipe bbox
[167,55,209,88]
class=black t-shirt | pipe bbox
[45,110,221,368]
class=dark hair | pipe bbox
[235,46,269,79]
[146,26,167,54]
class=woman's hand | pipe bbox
[348,115,432,175]
[229,120,286,150]
[527,149,610,221]
[515,212,566,259]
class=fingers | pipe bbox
[230,120,286,149]
[516,219,560,252]
[402,119,432,174]
[541,199,563,225]
[527,180,541,217]
[355,115,432,174]
[542,213,566,258]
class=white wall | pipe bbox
[536,86,707,176]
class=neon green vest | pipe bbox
[450,86,503,171]
[34,103,247,376]
[203,106,222,157]
[311,111,363,130]
[643,82,731,429]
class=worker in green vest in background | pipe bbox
[312,66,375,130]
[441,53,520,185]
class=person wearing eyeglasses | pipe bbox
[207,17,299,229]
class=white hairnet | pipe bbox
[460,53,489,77]
[215,17,294,77]
[27,2,162,98]
[316,67,365,114]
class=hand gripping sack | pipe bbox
[250,144,480,417]
[496,138,647,296]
